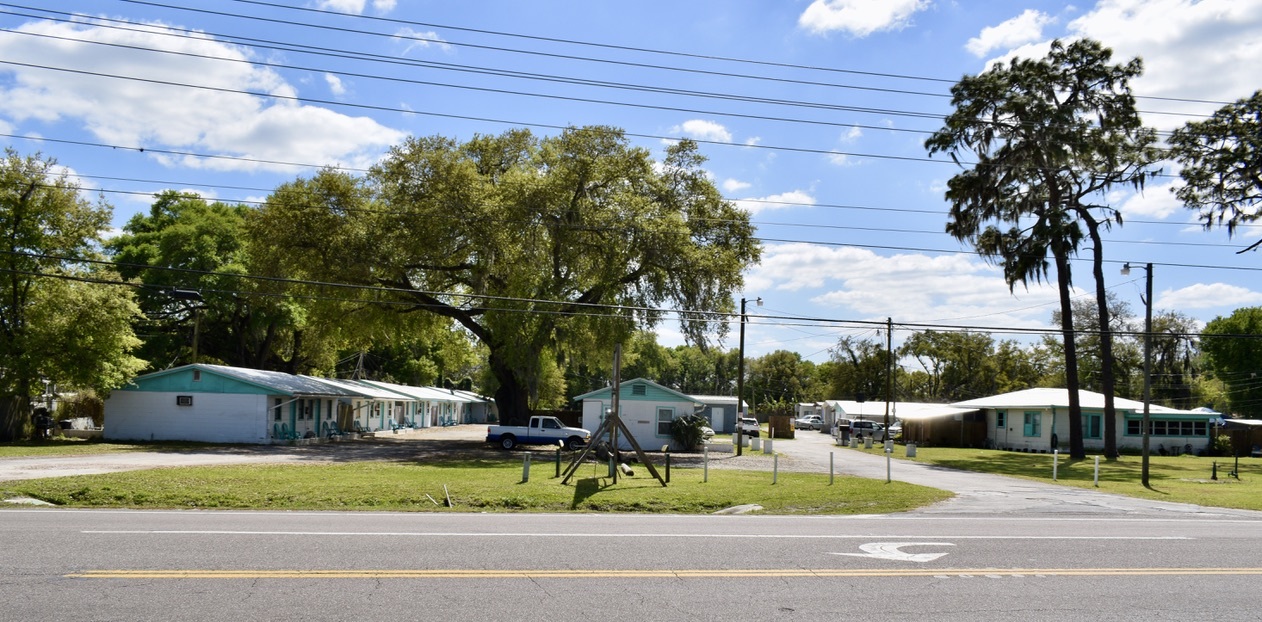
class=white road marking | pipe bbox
[831,542,955,563]
[82,530,1190,540]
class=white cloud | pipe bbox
[722,178,752,193]
[734,190,816,215]
[745,243,1066,328]
[394,28,453,55]
[672,119,733,143]
[798,0,931,37]
[1116,181,1184,219]
[324,73,346,96]
[1061,0,1262,130]
[1158,282,1262,310]
[316,0,396,14]
[841,126,863,143]
[0,20,404,173]
[967,10,1055,57]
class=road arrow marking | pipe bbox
[830,542,954,563]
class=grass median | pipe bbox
[2,457,951,514]
[855,444,1262,512]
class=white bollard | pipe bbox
[829,452,835,485]
[763,438,773,455]
[703,446,709,483]
[1053,449,1058,481]
[751,436,761,451]
[1094,455,1100,487]
[773,454,778,485]
[522,453,531,483]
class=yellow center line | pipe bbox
[66,567,1262,579]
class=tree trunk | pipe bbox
[489,349,531,427]
[1054,249,1085,459]
[1085,219,1119,459]
[0,394,31,442]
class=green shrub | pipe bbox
[669,414,710,451]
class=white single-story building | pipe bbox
[305,375,415,434]
[105,364,486,444]
[574,378,709,451]
[952,388,1221,454]
[105,364,362,444]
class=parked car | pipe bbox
[887,421,903,439]
[793,415,824,430]
[849,420,885,439]
[737,417,761,437]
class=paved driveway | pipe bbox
[776,428,1262,517]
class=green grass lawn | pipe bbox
[0,438,162,458]
[1,458,951,514]
[856,444,1262,512]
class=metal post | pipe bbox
[737,298,749,457]
[1094,455,1100,487]
[1141,263,1153,487]
[703,445,709,483]
[773,454,778,485]
[522,453,531,483]
[829,452,834,485]
[1053,449,1058,481]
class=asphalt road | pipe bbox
[4,427,1262,621]
[4,509,1262,621]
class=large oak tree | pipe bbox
[251,127,759,424]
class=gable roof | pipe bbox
[357,379,468,402]
[304,376,410,400]
[950,388,1216,416]
[129,364,362,397]
[824,400,975,421]
[572,377,701,404]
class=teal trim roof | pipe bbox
[121,364,361,397]
[573,377,701,404]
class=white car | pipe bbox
[737,417,761,437]
[794,415,824,430]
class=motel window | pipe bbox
[273,398,282,421]
[1023,411,1041,437]
[192,370,201,382]
[1126,419,1209,437]
[996,411,1006,429]
[656,407,674,436]
[1085,413,1102,440]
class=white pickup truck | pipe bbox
[486,416,591,450]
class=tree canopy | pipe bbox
[1169,90,1262,251]
[1201,307,1262,419]
[0,149,144,440]
[250,126,759,424]
[925,39,1159,459]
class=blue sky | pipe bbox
[2,0,1260,362]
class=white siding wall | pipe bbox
[105,391,270,444]
[581,398,693,450]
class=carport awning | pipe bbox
[889,405,977,421]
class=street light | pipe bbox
[1121,262,1153,487]
[736,296,762,457]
